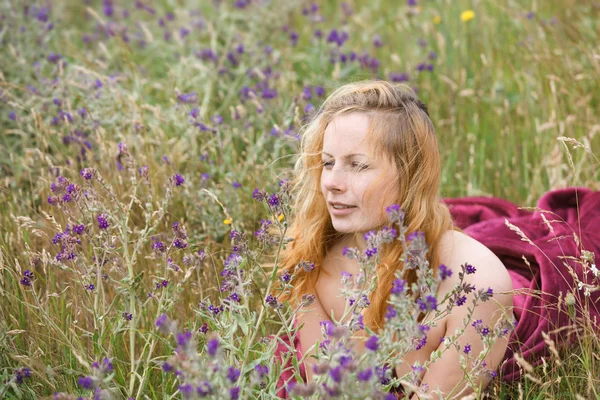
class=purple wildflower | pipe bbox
[391,278,406,295]
[229,387,240,400]
[173,173,185,186]
[207,338,219,357]
[464,344,472,354]
[329,366,343,383]
[122,312,133,320]
[177,331,192,348]
[385,305,397,320]
[365,335,379,351]
[162,362,174,373]
[79,168,94,180]
[357,368,372,381]
[456,295,467,306]
[14,367,31,384]
[173,238,187,249]
[97,214,109,230]
[227,367,241,383]
[177,91,197,104]
[155,314,170,334]
[280,271,292,283]
[438,264,452,280]
[78,376,98,389]
[465,263,477,274]
[365,247,377,258]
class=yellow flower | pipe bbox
[433,15,441,25]
[461,10,475,22]
[277,214,285,222]
[223,217,233,225]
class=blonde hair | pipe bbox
[278,80,459,331]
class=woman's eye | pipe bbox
[322,161,333,168]
[352,163,368,171]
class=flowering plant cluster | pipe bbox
[287,205,516,399]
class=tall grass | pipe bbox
[0,0,598,398]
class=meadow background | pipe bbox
[1,0,599,398]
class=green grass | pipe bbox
[0,0,599,398]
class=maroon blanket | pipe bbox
[274,187,600,393]
[444,187,600,380]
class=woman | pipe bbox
[275,80,514,398]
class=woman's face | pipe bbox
[320,112,399,236]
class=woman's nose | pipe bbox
[322,169,347,193]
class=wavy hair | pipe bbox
[277,80,460,331]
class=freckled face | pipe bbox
[320,113,399,235]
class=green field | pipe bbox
[1,0,598,398]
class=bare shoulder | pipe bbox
[437,230,513,297]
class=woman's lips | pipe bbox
[329,205,357,216]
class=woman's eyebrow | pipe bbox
[321,152,368,159]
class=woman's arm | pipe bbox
[410,233,514,399]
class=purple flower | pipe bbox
[14,367,31,384]
[78,376,98,389]
[227,367,241,383]
[152,241,166,252]
[456,295,467,306]
[173,173,185,186]
[391,278,406,295]
[329,366,343,383]
[365,335,379,351]
[9,111,16,121]
[265,294,281,308]
[385,305,397,320]
[252,188,267,202]
[415,336,427,350]
[297,261,315,272]
[173,238,187,249]
[155,314,170,334]
[73,224,85,235]
[229,386,240,400]
[20,275,32,287]
[438,264,452,280]
[97,213,109,230]
[232,181,242,188]
[199,323,209,334]
[357,368,372,381]
[481,327,490,336]
[365,247,377,258]
[463,344,472,354]
[373,34,383,47]
[480,287,494,301]
[47,52,62,64]
[426,295,438,310]
[465,263,477,274]
[122,312,133,320]
[179,384,193,396]
[162,362,174,372]
[85,283,95,291]
[177,331,192,348]
[80,168,94,180]
[207,338,220,357]
[177,91,197,104]
[280,271,291,283]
